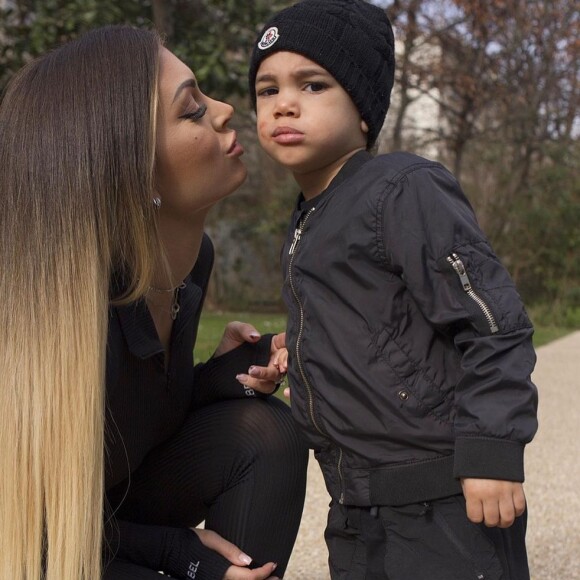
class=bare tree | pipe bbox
[152,0,174,40]
[382,0,579,304]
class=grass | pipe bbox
[532,326,572,347]
[194,310,576,402]
[194,310,573,362]
[194,311,287,362]
[194,311,576,404]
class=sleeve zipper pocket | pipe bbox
[446,253,499,334]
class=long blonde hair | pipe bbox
[0,26,162,578]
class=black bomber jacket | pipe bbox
[281,150,539,507]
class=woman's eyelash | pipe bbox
[179,103,207,121]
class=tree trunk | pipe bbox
[152,0,174,41]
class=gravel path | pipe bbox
[284,331,580,579]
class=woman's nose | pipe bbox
[209,98,234,130]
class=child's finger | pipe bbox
[276,349,288,373]
[464,497,484,524]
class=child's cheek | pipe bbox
[257,119,269,141]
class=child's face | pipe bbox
[255,52,368,177]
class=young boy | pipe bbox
[249,1,538,578]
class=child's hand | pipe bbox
[460,478,526,528]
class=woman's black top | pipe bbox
[104,234,272,577]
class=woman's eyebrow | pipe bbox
[172,78,197,103]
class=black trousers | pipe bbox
[104,397,308,579]
[325,494,530,580]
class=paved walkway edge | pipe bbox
[285,331,580,580]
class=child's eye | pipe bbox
[179,103,207,122]
[257,87,279,97]
[305,82,327,93]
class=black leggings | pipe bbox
[104,397,308,578]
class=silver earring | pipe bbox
[153,196,162,209]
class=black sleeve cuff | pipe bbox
[106,520,231,579]
[194,334,274,405]
[453,437,525,482]
[165,528,231,580]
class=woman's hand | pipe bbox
[213,321,262,358]
[212,322,287,395]
[190,528,279,580]
[236,332,287,395]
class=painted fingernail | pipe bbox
[249,366,260,376]
[240,553,252,565]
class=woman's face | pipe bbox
[155,48,246,219]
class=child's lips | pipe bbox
[271,126,305,144]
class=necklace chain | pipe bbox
[147,281,186,320]
[148,283,184,293]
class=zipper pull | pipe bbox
[447,252,499,334]
[447,253,472,291]
[289,208,316,255]
[289,226,302,255]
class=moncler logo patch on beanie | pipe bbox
[248,0,395,148]
[258,26,280,50]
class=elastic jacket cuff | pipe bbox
[368,454,462,506]
[454,437,525,482]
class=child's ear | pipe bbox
[361,120,369,134]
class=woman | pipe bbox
[0,26,307,579]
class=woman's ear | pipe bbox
[361,120,369,134]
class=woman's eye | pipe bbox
[305,82,327,93]
[257,87,278,97]
[179,103,207,122]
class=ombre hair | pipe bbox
[0,26,163,578]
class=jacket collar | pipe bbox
[298,150,373,212]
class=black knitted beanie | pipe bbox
[248,0,395,147]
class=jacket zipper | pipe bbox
[336,448,345,504]
[289,209,322,436]
[446,253,499,334]
[289,208,346,504]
